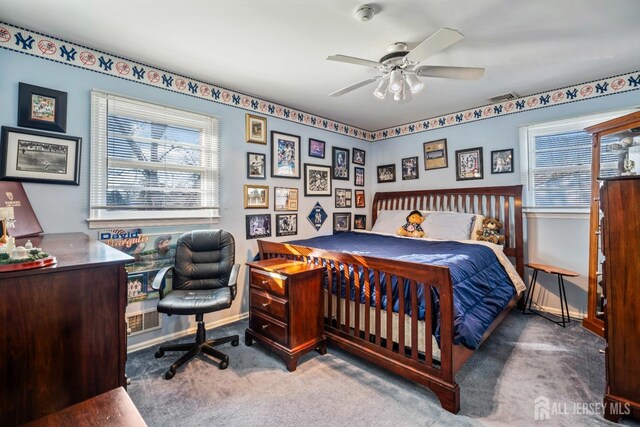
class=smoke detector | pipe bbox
[354,5,375,22]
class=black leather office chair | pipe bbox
[151,230,240,379]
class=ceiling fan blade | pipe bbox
[327,54,381,68]
[415,65,485,80]
[404,28,464,64]
[329,77,379,97]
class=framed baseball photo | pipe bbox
[333,212,351,233]
[246,114,267,144]
[334,188,352,208]
[354,166,365,187]
[274,187,298,211]
[308,138,325,158]
[243,184,269,208]
[271,131,300,179]
[354,189,365,208]
[352,148,365,165]
[423,138,448,170]
[377,164,396,183]
[491,148,514,174]
[455,147,484,181]
[275,213,298,237]
[18,83,67,133]
[304,163,332,196]
[246,214,271,239]
[401,156,419,180]
[354,214,366,230]
[247,152,266,179]
[332,146,350,180]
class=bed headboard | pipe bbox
[371,185,524,278]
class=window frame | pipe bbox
[519,108,636,214]
[88,91,220,228]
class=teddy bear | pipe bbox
[397,210,425,238]
[476,217,505,245]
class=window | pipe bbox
[90,92,219,227]
[520,109,635,211]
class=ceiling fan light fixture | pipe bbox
[389,68,403,93]
[405,73,424,93]
[373,77,389,99]
[393,83,405,101]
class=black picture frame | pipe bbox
[352,148,366,165]
[455,147,484,181]
[245,214,271,239]
[275,213,298,237]
[401,156,419,180]
[18,82,67,133]
[491,148,514,174]
[354,214,366,230]
[377,164,396,183]
[354,166,365,187]
[333,212,351,233]
[423,138,448,170]
[247,152,266,179]
[271,130,300,179]
[334,188,352,208]
[303,163,332,196]
[355,189,365,208]
[332,146,350,180]
[0,126,81,185]
[308,138,325,158]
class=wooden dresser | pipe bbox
[245,258,326,371]
[600,177,640,422]
[0,233,133,426]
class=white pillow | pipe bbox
[371,210,411,234]
[421,212,476,240]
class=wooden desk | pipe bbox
[24,387,146,426]
[0,233,133,425]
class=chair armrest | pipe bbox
[151,266,174,299]
[228,264,240,300]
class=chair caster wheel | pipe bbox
[155,350,164,358]
[219,358,229,370]
[231,339,239,347]
[164,369,175,380]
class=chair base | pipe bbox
[155,317,239,379]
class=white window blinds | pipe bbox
[90,91,220,226]
[520,109,635,210]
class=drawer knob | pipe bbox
[261,280,269,285]
[262,302,270,307]
[261,324,269,330]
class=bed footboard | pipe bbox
[258,239,461,413]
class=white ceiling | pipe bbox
[2,0,640,131]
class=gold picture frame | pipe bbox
[246,114,267,144]
[423,138,448,170]
[244,184,269,208]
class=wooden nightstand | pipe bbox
[245,258,326,371]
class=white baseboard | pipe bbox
[127,312,249,353]
[527,302,584,321]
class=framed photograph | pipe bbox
[246,214,271,239]
[246,114,267,144]
[247,152,266,179]
[354,166,365,187]
[304,163,332,196]
[455,147,484,181]
[271,131,301,178]
[0,126,81,185]
[491,148,514,174]
[352,148,366,165]
[401,156,419,180]
[243,184,269,208]
[334,188,352,208]
[127,273,147,302]
[333,212,351,233]
[274,187,298,211]
[332,146,350,180]
[308,138,325,158]
[377,164,396,183]
[18,83,67,133]
[275,213,298,237]
[354,214,366,230]
[423,138,448,170]
[355,189,365,208]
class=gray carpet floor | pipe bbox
[127,312,639,426]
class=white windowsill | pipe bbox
[524,209,589,220]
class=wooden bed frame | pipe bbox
[258,185,524,413]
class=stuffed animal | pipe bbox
[397,210,425,238]
[476,217,505,245]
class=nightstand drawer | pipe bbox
[251,269,287,297]
[250,288,288,322]
[250,311,288,346]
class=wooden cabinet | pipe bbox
[583,111,640,337]
[245,258,326,371]
[0,233,133,426]
[599,177,640,422]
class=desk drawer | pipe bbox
[250,288,288,322]
[251,269,287,297]
[250,311,288,346]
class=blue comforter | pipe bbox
[288,232,516,350]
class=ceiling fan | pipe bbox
[327,28,484,102]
